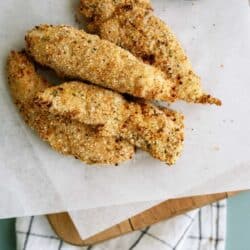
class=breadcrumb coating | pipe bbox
[25,25,176,102]
[79,0,221,105]
[34,81,128,136]
[8,51,49,104]
[79,0,152,22]
[7,51,134,165]
[121,100,184,165]
[36,82,184,164]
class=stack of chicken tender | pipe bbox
[7,0,221,166]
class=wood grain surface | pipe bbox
[47,191,238,246]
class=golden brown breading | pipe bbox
[120,101,184,165]
[25,25,176,102]
[7,51,134,165]
[8,51,50,105]
[79,0,152,22]
[79,0,221,105]
[35,82,184,164]
[34,81,128,136]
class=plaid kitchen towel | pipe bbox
[16,200,226,250]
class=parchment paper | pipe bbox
[1,0,250,235]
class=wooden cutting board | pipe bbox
[47,191,238,246]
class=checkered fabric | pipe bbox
[16,200,226,250]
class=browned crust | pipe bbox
[80,0,221,105]
[7,51,135,165]
[25,24,175,102]
[36,82,184,165]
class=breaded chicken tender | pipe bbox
[79,0,221,105]
[25,25,177,102]
[35,82,184,164]
[7,51,134,165]
[34,82,128,136]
